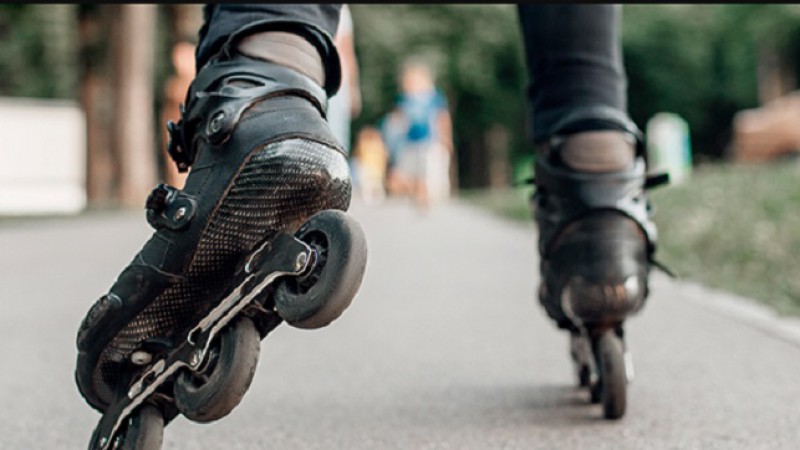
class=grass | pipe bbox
[459,160,800,316]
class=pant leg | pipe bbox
[197,4,342,95]
[517,4,636,142]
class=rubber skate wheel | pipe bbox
[595,331,627,419]
[275,210,367,329]
[174,316,260,423]
[89,404,163,450]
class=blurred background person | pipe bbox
[351,125,388,204]
[380,107,410,197]
[391,59,453,210]
[327,4,362,152]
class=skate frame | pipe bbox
[92,232,314,450]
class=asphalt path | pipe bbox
[1,198,798,449]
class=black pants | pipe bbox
[196,4,631,142]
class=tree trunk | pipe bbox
[485,124,510,189]
[111,4,158,208]
[166,4,205,45]
[79,5,115,205]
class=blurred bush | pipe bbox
[622,4,800,162]
[0,4,78,98]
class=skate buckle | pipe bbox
[166,119,193,173]
[145,184,198,231]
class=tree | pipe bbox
[78,5,115,204]
[109,5,158,207]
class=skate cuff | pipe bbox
[167,58,328,172]
[533,156,658,255]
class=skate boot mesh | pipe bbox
[93,138,350,405]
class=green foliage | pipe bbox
[0,4,78,99]
[622,5,800,160]
[623,5,726,158]
[649,161,800,316]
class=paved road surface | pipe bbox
[1,199,798,449]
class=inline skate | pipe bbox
[75,49,367,449]
[531,111,667,419]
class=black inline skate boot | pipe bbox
[531,111,666,420]
[75,35,367,450]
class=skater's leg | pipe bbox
[196,4,342,94]
[76,4,357,413]
[517,4,656,331]
[518,4,632,142]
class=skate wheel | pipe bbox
[274,210,367,329]
[174,316,260,423]
[594,331,627,419]
[90,404,163,450]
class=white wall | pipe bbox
[0,98,86,215]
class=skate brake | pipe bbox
[91,232,314,450]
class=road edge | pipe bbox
[653,272,800,348]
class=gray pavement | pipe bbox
[1,199,799,449]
